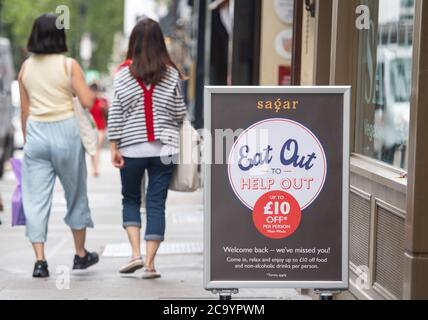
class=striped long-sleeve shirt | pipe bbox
[107,65,187,149]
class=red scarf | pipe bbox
[118,59,156,142]
[115,59,132,74]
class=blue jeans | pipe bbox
[120,157,175,241]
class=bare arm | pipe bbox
[70,59,95,109]
[18,62,30,143]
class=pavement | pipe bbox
[0,150,311,300]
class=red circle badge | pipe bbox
[252,191,302,239]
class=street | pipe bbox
[0,150,310,300]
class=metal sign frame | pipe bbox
[204,86,351,290]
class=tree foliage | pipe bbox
[0,0,124,73]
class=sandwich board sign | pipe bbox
[204,86,350,292]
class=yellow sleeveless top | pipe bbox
[22,54,74,122]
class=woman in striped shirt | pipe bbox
[108,18,187,279]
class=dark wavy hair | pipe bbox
[27,14,68,54]
[127,18,183,84]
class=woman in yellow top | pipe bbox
[18,14,99,278]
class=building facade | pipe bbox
[194,0,428,299]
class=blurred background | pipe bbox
[1,0,427,301]
[0,0,416,171]
[0,0,197,166]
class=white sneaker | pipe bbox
[141,268,161,279]
[119,257,144,274]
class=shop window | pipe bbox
[355,0,415,169]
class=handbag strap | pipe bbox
[64,56,77,97]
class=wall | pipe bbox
[259,0,295,85]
